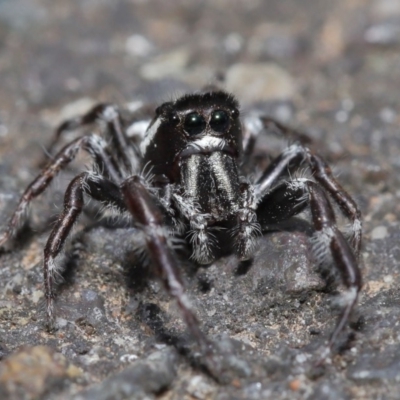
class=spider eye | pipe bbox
[168,112,179,125]
[210,110,229,133]
[184,112,206,136]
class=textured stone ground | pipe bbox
[0,1,400,399]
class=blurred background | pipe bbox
[0,0,399,188]
[0,1,400,399]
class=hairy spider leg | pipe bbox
[0,134,123,247]
[255,143,362,258]
[260,117,313,144]
[96,104,140,175]
[44,172,126,327]
[256,181,309,226]
[0,89,364,372]
[307,182,361,347]
[43,103,110,163]
[173,177,261,263]
[231,181,261,261]
[42,103,141,174]
[121,176,211,354]
[257,179,361,343]
[241,115,312,170]
[255,146,362,351]
[172,192,216,265]
[309,153,362,256]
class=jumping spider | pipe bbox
[0,90,362,362]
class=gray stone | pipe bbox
[225,63,296,103]
[73,349,177,400]
[0,1,399,399]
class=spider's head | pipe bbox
[141,91,242,182]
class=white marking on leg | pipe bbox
[287,177,310,192]
[243,113,264,137]
[351,218,362,247]
[102,105,118,122]
[339,286,358,306]
[333,286,359,308]
[311,226,335,264]
[352,218,362,233]
[88,134,108,151]
[284,143,303,155]
[48,256,64,283]
[233,210,261,259]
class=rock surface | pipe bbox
[0,1,399,399]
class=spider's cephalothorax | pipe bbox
[142,92,259,264]
[0,90,362,361]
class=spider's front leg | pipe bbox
[254,141,363,351]
[44,172,126,327]
[121,176,210,353]
[256,143,362,258]
[257,179,362,350]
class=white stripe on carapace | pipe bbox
[126,119,151,139]
[139,117,162,156]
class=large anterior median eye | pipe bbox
[184,112,206,136]
[210,110,229,133]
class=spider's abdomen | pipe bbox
[180,152,241,218]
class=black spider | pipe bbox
[0,90,362,363]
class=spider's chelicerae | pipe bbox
[0,90,362,360]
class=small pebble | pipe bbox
[225,62,296,103]
[370,226,388,240]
